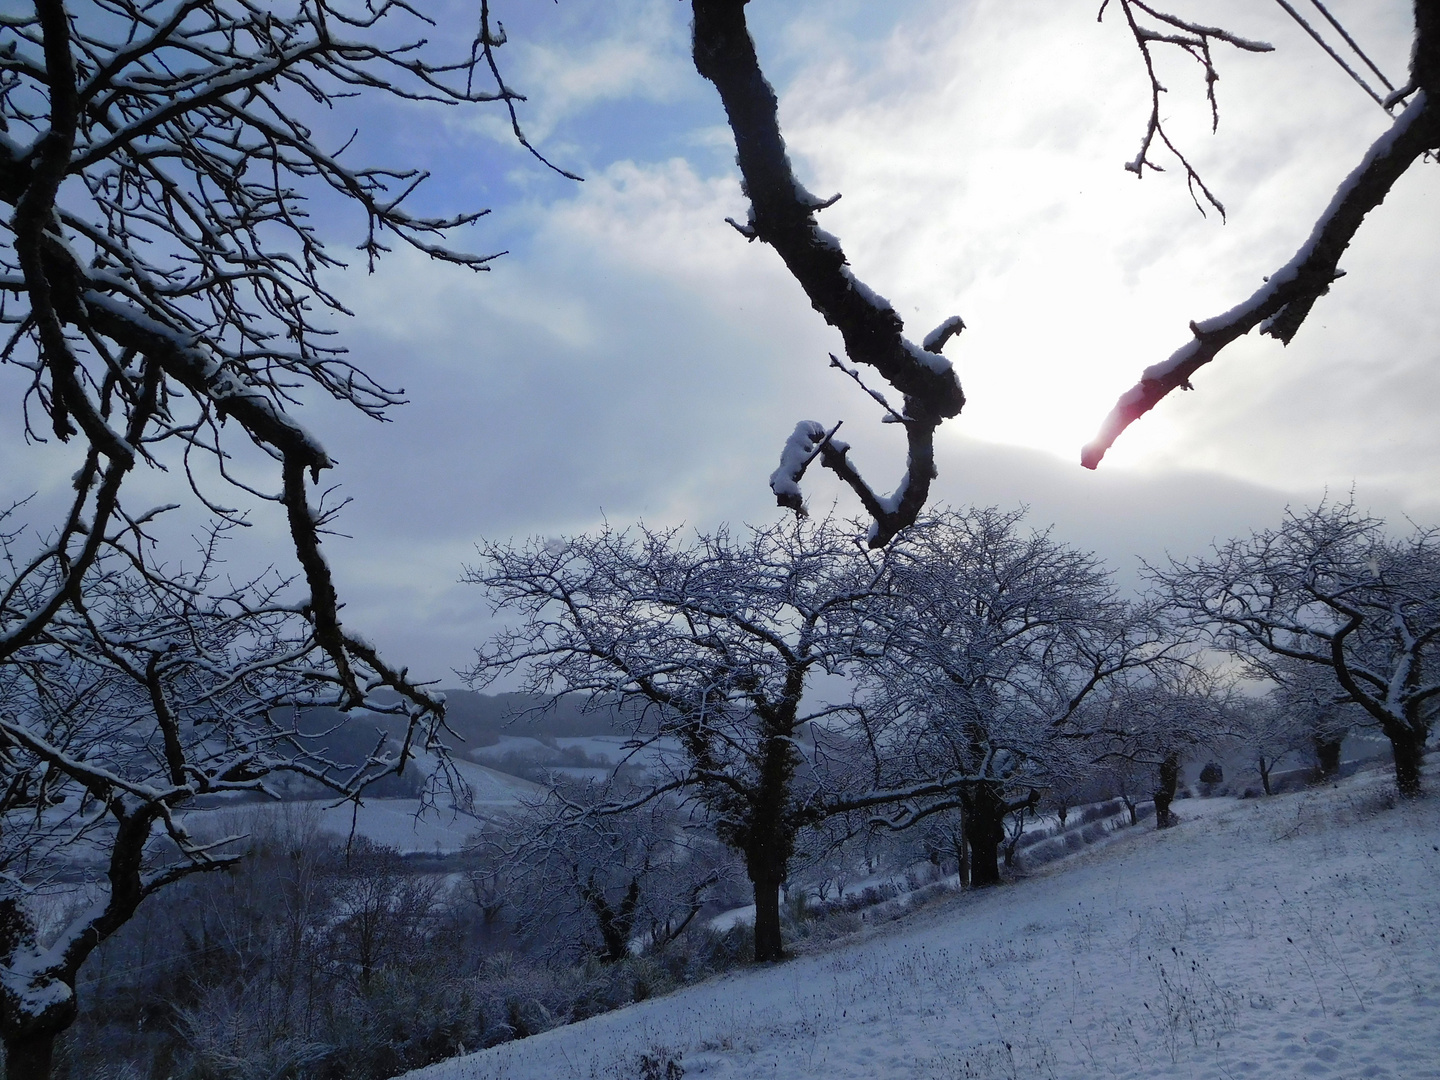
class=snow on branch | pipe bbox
[922,316,967,355]
[769,420,841,511]
[692,0,965,547]
[1083,92,1440,469]
[0,0,569,713]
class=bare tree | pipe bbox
[1150,500,1440,796]
[325,838,442,995]
[852,507,1175,882]
[689,1,966,546]
[464,518,899,962]
[478,791,735,966]
[0,540,411,1079]
[1228,694,1305,797]
[1085,668,1232,827]
[1099,757,1154,827]
[464,518,1005,961]
[1226,656,1368,795]
[1268,653,1361,779]
[1084,2,1440,467]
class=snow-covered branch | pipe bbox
[1084,24,1440,469]
[692,0,965,546]
[1102,0,1274,217]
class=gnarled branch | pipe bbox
[691,0,964,546]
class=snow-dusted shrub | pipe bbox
[637,1046,686,1080]
[1015,828,1051,852]
[52,810,754,1080]
[907,881,955,909]
[1079,798,1128,825]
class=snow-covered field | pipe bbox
[439,757,549,807]
[404,762,1440,1080]
[204,760,544,854]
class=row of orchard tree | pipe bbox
[6,493,1431,1071]
[463,498,1440,966]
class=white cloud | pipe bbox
[13,1,1428,683]
[746,0,1436,503]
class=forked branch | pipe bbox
[691,0,965,546]
[1101,0,1274,217]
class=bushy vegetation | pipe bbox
[46,810,755,1080]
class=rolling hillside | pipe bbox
[403,760,1440,1080]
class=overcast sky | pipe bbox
[7,0,1438,684]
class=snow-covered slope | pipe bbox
[404,763,1439,1079]
[446,757,549,807]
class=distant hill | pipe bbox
[300,691,630,752]
[434,690,631,744]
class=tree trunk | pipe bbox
[1153,753,1179,829]
[951,825,970,888]
[1313,735,1343,779]
[587,876,641,964]
[962,783,1006,888]
[1120,794,1137,826]
[1389,728,1424,798]
[4,1031,57,1080]
[1002,805,1028,869]
[750,871,784,963]
[1257,755,1273,796]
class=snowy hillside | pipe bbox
[404,763,1439,1080]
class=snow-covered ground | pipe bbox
[438,757,549,808]
[404,762,1440,1080]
